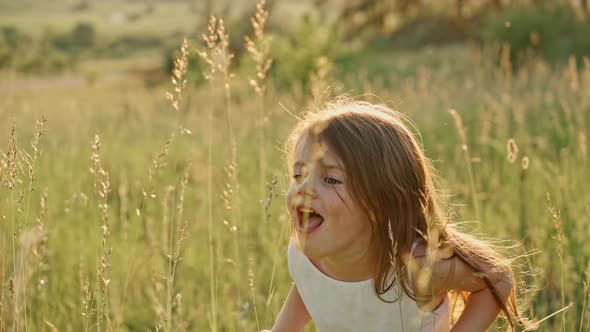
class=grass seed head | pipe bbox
[507,138,519,163]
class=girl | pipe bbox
[269,98,535,332]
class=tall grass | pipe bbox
[1,4,590,332]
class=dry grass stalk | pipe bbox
[148,269,167,331]
[264,176,287,321]
[2,120,22,331]
[582,56,590,86]
[159,185,174,254]
[14,117,48,329]
[500,42,512,90]
[33,189,48,285]
[222,159,238,213]
[221,144,244,328]
[245,0,272,96]
[448,109,480,221]
[545,192,567,332]
[164,220,189,332]
[20,117,47,205]
[81,277,93,330]
[309,56,335,106]
[568,56,579,91]
[175,159,191,224]
[248,255,260,331]
[507,138,519,163]
[245,0,272,221]
[2,120,18,191]
[579,132,587,161]
[521,156,530,170]
[196,17,235,330]
[197,15,219,81]
[14,188,24,215]
[448,109,467,151]
[148,134,175,184]
[30,117,46,171]
[13,201,48,331]
[7,278,14,330]
[166,38,189,112]
[0,273,4,331]
[90,134,112,330]
[163,159,192,331]
[223,144,240,216]
[118,172,129,243]
[581,261,590,332]
[519,156,529,241]
[263,175,279,223]
[64,192,88,214]
[197,16,234,89]
[215,19,233,97]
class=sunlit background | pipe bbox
[1,0,589,331]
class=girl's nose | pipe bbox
[297,175,315,197]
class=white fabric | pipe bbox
[288,239,450,332]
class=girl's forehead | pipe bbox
[293,137,343,169]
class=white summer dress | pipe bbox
[288,239,450,332]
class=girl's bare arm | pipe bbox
[410,243,512,332]
[430,257,511,331]
[438,256,512,332]
[270,284,311,332]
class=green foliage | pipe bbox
[476,5,590,66]
[53,22,96,51]
[271,14,343,90]
[388,15,470,50]
[103,34,164,57]
[0,26,74,73]
[163,42,204,85]
[0,25,32,49]
[0,26,32,68]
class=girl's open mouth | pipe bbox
[297,207,324,234]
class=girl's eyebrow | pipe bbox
[321,162,342,170]
[293,160,343,171]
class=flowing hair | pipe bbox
[285,96,536,330]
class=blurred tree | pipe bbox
[313,0,510,37]
[455,0,502,19]
[314,0,422,36]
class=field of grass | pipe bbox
[1,2,590,332]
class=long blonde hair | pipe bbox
[286,97,535,330]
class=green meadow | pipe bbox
[1,0,589,331]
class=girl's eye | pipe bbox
[293,173,302,181]
[323,177,341,185]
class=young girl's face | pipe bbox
[287,136,374,263]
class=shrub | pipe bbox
[0,26,34,70]
[271,14,343,90]
[163,43,204,85]
[476,5,590,66]
[104,35,164,57]
[53,22,96,52]
[388,14,471,50]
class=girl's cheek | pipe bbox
[286,184,296,205]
